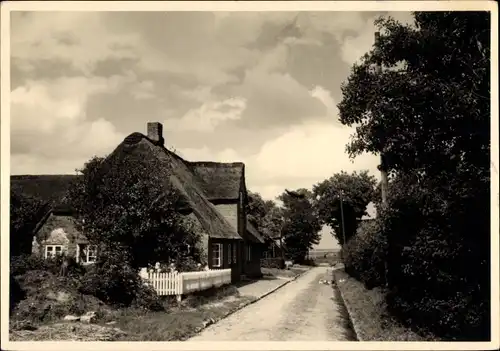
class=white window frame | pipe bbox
[212,243,223,268]
[247,245,252,262]
[45,245,64,259]
[233,243,237,264]
[76,244,98,264]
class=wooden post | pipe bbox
[380,154,389,206]
[375,31,390,288]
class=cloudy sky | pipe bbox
[10,10,414,248]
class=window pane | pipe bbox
[47,246,53,252]
[212,243,221,267]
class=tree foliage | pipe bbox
[278,188,321,263]
[10,187,44,257]
[246,191,283,239]
[68,154,202,271]
[313,171,377,245]
[339,12,489,179]
[338,12,490,340]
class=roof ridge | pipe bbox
[188,161,244,167]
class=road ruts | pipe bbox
[187,266,351,341]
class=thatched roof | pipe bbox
[189,162,244,201]
[10,175,78,208]
[246,219,266,244]
[108,133,243,240]
[10,132,247,241]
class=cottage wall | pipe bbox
[212,204,242,281]
[32,214,87,258]
[244,243,264,278]
[214,204,238,229]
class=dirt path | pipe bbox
[188,266,352,341]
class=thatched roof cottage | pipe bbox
[11,122,266,282]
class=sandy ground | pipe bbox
[188,266,350,341]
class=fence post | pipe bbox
[176,272,183,303]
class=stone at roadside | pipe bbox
[80,311,97,323]
[105,321,117,325]
[63,315,80,322]
[202,318,216,328]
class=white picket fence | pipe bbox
[139,268,232,297]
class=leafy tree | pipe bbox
[246,191,268,229]
[10,186,44,257]
[246,191,284,239]
[338,12,490,340]
[260,205,284,239]
[279,188,321,263]
[339,12,489,179]
[68,153,202,271]
[312,171,377,245]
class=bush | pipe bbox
[78,255,163,311]
[79,260,140,307]
[260,258,285,269]
[342,219,386,290]
[10,273,25,315]
[10,254,85,278]
[11,269,111,325]
[132,284,165,312]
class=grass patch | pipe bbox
[331,283,358,341]
[332,269,439,341]
[10,323,127,341]
[103,285,254,341]
[10,283,255,341]
[262,267,304,279]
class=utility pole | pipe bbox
[375,31,390,287]
[374,31,389,207]
[339,189,347,247]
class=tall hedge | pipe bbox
[383,174,490,341]
[343,218,386,289]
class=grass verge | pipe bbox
[262,266,310,280]
[262,267,301,279]
[332,269,439,341]
[331,282,358,341]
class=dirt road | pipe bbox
[188,266,353,341]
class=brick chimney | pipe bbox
[147,122,164,146]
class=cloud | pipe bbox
[10,76,128,174]
[130,80,156,100]
[340,18,378,65]
[10,11,389,199]
[177,146,241,163]
[310,85,339,118]
[177,117,380,203]
[165,97,247,132]
[339,11,415,65]
[249,120,380,187]
[11,12,141,76]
